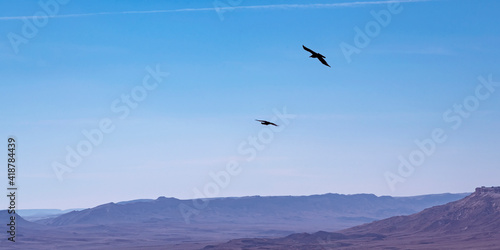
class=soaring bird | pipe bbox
[256,119,278,126]
[302,45,330,67]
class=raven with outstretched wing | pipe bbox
[256,119,278,126]
[303,45,330,67]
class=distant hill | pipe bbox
[35,193,468,234]
[1,192,470,249]
[204,187,500,249]
[341,186,500,236]
[0,210,44,229]
[16,209,82,221]
[36,197,184,226]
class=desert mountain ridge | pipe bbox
[36,192,468,229]
[0,190,476,249]
[204,186,500,250]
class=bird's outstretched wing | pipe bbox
[318,57,330,67]
[255,119,279,126]
[302,45,315,54]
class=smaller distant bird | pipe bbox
[302,45,330,67]
[256,119,278,126]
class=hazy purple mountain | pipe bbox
[17,209,82,221]
[1,210,45,229]
[205,187,500,249]
[1,192,469,249]
[38,193,468,230]
[341,186,500,235]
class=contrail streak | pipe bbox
[0,0,431,21]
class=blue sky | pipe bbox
[1,0,499,209]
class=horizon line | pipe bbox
[13,188,474,210]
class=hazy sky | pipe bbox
[1,0,499,209]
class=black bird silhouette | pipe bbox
[303,45,330,67]
[256,119,278,126]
